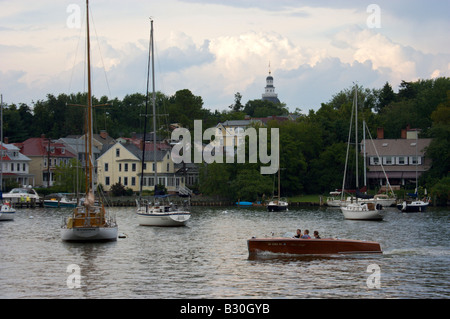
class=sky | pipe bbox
[0,0,449,113]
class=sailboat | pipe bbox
[396,133,429,213]
[267,155,288,212]
[136,20,190,227]
[340,85,383,221]
[61,0,118,241]
[0,94,15,221]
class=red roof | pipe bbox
[14,138,76,158]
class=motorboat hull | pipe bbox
[137,211,190,226]
[61,226,118,242]
[44,200,77,208]
[248,237,382,256]
[0,204,15,221]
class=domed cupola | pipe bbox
[261,64,280,104]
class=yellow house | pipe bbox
[96,142,184,193]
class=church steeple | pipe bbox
[262,62,280,104]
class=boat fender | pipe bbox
[402,202,407,211]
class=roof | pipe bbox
[57,138,100,154]
[14,138,76,158]
[0,143,31,162]
[363,138,432,157]
[101,142,169,162]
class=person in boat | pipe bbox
[301,229,311,239]
[313,230,321,239]
[294,229,302,238]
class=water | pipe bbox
[0,206,449,299]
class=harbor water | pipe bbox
[0,206,449,299]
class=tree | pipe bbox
[229,92,243,112]
[54,158,85,193]
[376,82,396,112]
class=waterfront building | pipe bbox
[0,142,34,188]
[14,136,76,187]
[97,141,186,193]
[363,127,432,188]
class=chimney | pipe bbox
[377,128,384,139]
[100,130,108,139]
[401,129,407,139]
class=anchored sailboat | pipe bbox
[61,0,118,241]
[136,19,190,227]
[340,85,383,221]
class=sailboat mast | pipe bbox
[151,20,157,190]
[139,19,153,198]
[355,84,359,192]
[86,0,94,193]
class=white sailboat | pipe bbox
[340,85,383,221]
[136,19,190,227]
[267,156,288,212]
[61,0,118,241]
[396,133,429,213]
[0,94,15,221]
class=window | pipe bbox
[132,163,136,172]
[116,148,120,157]
[124,163,128,172]
[17,163,20,171]
[124,177,128,186]
[397,156,408,165]
[370,156,381,165]
[119,163,122,172]
[23,163,26,171]
[383,156,394,165]
[105,163,109,172]
[409,156,421,165]
[105,177,110,186]
[131,177,136,186]
[167,163,170,172]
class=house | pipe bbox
[1,141,34,188]
[57,137,101,171]
[363,128,432,187]
[78,130,115,152]
[14,136,76,187]
[97,142,186,193]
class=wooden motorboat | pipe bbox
[247,237,382,256]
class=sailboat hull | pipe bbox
[137,211,190,226]
[397,200,429,212]
[340,203,383,221]
[61,226,118,242]
[248,238,382,256]
[267,203,288,212]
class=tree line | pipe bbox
[2,77,449,204]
